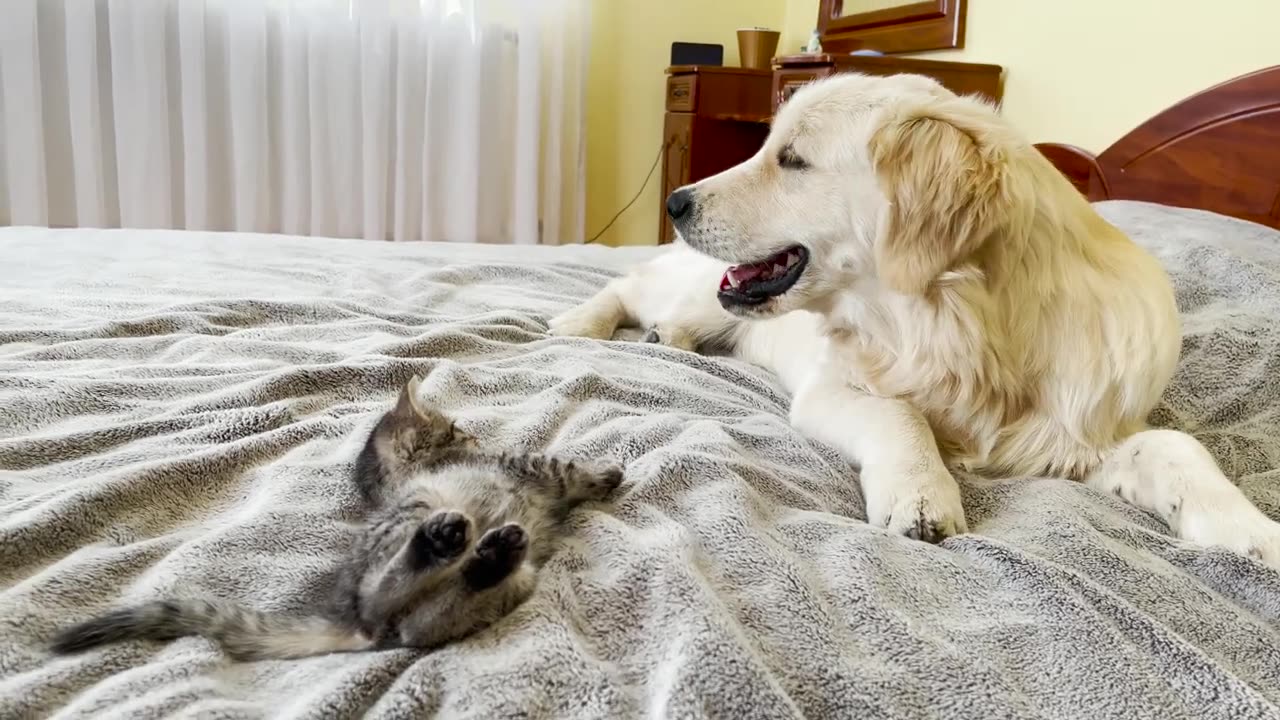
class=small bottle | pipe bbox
[805,30,822,54]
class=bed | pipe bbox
[1035,65,1280,230]
[3,70,1280,720]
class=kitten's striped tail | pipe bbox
[50,599,375,661]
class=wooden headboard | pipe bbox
[1035,65,1280,229]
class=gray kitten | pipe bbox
[50,376,623,660]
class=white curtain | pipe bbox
[0,0,588,244]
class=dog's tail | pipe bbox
[50,599,374,660]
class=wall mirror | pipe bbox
[817,0,968,54]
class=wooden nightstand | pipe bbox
[772,54,1003,113]
[658,66,773,245]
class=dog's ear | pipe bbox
[869,96,1007,295]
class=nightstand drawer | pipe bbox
[666,76,697,112]
[773,54,1003,113]
[773,69,826,112]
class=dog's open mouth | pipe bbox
[717,246,808,306]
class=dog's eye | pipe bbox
[777,147,808,170]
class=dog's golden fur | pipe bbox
[852,90,1179,481]
[551,73,1280,564]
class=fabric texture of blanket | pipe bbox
[2,200,1279,719]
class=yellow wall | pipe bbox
[781,0,1280,152]
[782,0,819,57]
[586,0,786,246]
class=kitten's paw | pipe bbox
[464,524,529,590]
[450,425,480,450]
[571,460,624,500]
[477,523,529,559]
[413,511,473,566]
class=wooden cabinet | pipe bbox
[772,54,1003,113]
[658,66,772,245]
[657,113,692,245]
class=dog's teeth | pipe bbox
[772,263,786,277]
[786,253,798,268]
[728,274,740,289]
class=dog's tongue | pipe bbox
[718,248,803,293]
[728,264,766,284]
[720,263,766,291]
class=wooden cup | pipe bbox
[737,29,780,70]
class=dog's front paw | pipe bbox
[1180,510,1280,570]
[863,463,967,543]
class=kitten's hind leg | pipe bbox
[463,524,529,590]
[502,453,624,502]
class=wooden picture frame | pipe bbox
[817,0,967,54]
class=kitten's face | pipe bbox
[376,375,476,467]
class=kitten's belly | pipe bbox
[411,469,554,550]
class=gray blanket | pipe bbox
[2,200,1279,719]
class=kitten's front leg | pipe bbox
[504,453,624,502]
[463,523,529,590]
[406,510,473,570]
[558,458,625,502]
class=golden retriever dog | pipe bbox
[551,72,1280,566]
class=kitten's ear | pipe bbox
[392,375,430,422]
[390,375,468,444]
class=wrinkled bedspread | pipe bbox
[2,200,1280,719]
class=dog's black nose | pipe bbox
[666,188,693,221]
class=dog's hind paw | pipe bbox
[1181,511,1280,571]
